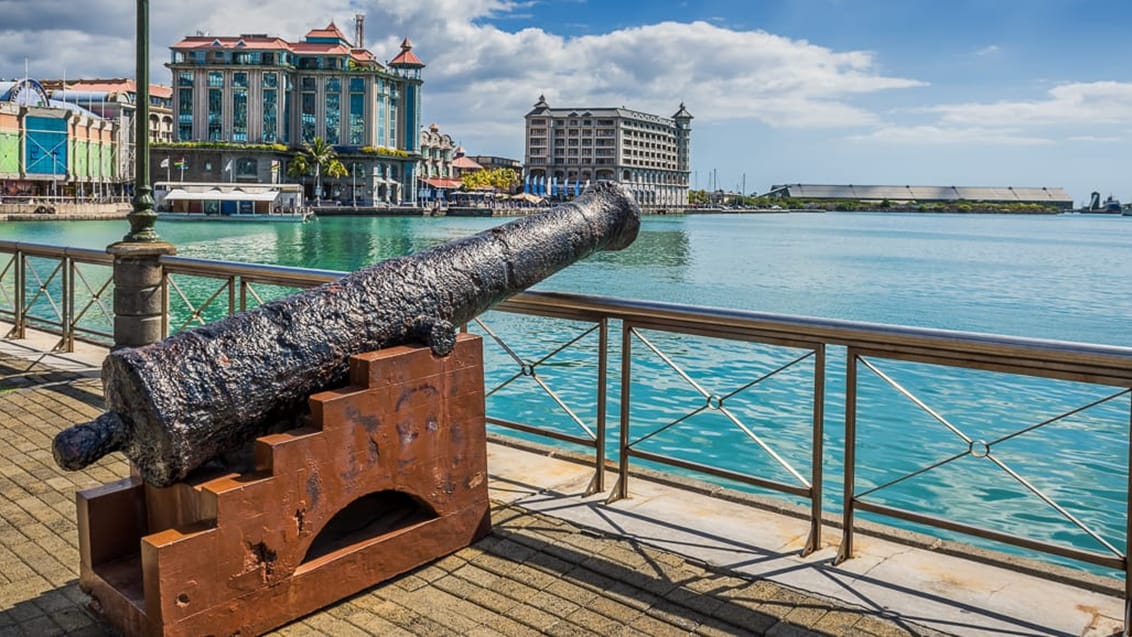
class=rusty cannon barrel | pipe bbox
[53,182,640,487]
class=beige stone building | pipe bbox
[524,96,692,208]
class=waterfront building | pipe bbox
[417,124,461,202]
[450,148,484,179]
[767,184,1075,210]
[164,18,425,204]
[419,123,454,179]
[0,78,118,199]
[44,78,174,189]
[524,96,692,208]
[468,155,521,173]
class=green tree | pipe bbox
[460,168,520,192]
[286,154,309,179]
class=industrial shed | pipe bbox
[766,184,1074,209]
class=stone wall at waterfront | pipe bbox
[0,202,130,220]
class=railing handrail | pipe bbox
[500,291,1132,384]
[0,241,114,264]
[7,241,1132,379]
[160,255,344,286]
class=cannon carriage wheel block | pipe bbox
[75,334,491,637]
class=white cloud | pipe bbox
[1066,134,1122,143]
[974,44,1000,56]
[931,81,1132,126]
[1,0,925,157]
[848,125,1053,146]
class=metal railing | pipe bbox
[0,241,115,351]
[2,245,1130,625]
[159,256,339,336]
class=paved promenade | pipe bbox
[0,333,1124,636]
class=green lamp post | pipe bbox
[108,0,173,349]
[124,0,159,242]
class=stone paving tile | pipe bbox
[0,351,933,637]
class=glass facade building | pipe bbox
[167,22,425,202]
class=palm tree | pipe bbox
[286,154,309,180]
[301,137,347,204]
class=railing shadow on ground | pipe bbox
[561,496,1067,636]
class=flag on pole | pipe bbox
[224,160,233,173]
[174,158,186,169]
[160,157,170,168]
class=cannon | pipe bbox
[53,182,640,487]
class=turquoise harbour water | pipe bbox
[5,211,1132,575]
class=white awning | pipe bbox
[164,188,279,202]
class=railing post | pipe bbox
[835,347,859,565]
[1125,403,1132,636]
[804,344,826,557]
[62,256,73,352]
[12,250,25,339]
[586,317,608,496]
[608,321,633,503]
[108,243,176,349]
[228,275,237,316]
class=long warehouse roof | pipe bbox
[769,184,1073,203]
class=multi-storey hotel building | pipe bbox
[524,96,692,208]
[165,20,424,204]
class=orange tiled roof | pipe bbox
[168,24,409,70]
[452,156,483,170]
[61,79,172,99]
[350,48,377,62]
[389,38,425,67]
[290,42,352,54]
[421,177,463,189]
[171,36,291,50]
[305,22,349,42]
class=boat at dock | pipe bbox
[154,182,313,222]
[1077,191,1122,214]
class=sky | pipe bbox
[3,0,1132,205]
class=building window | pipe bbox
[208,71,223,88]
[349,77,365,93]
[301,92,316,143]
[263,72,277,89]
[233,72,248,88]
[324,77,341,145]
[236,158,258,177]
[377,96,386,147]
[388,100,397,148]
[349,92,364,145]
[177,87,192,140]
[208,88,222,141]
[178,71,193,87]
[232,86,248,142]
[262,89,277,143]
